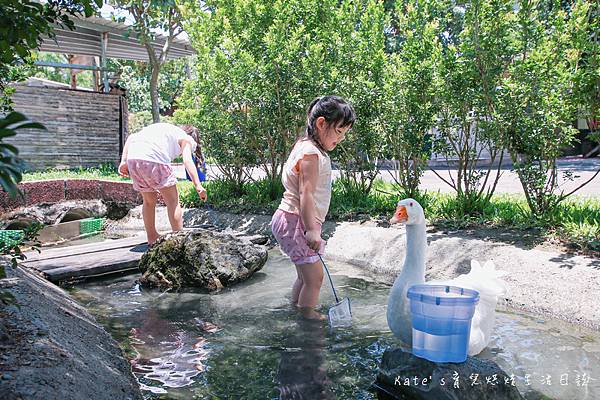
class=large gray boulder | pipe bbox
[138,229,268,290]
[374,348,524,400]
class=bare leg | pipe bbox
[291,265,303,306]
[141,191,159,245]
[297,261,326,320]
[158,185,183,232]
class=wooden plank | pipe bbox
[43,258,142,282]
[30,244,145,272]
[27,243,148,282]
[22,236,146,263]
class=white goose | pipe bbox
[386,198,508,356]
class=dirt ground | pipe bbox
[0,261,142,400]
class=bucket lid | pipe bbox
[407,284,479,306]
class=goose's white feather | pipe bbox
[386,199,508,355]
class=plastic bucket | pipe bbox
[407,284,479,363]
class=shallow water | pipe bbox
[42,232,109,249]
[70,250,600,400]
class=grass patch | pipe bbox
[178,178,283,214]
[329,179,398,220]
[22,163,127,182]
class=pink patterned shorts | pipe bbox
[127,159,178,192]
[270,208,326,266]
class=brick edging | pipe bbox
[0,179,144,212]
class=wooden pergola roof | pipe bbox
[39,15,195,61]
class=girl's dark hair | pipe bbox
[305,95,356,151]
[179,124,207,174]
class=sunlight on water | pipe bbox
[70,250,600,400]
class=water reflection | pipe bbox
[127,308,217,393]
[277,319,335,400]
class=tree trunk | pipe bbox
[149,62,161,123]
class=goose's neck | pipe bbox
[401,222,427,281]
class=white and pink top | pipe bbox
[126,123,196,164]
[278,138,332,224]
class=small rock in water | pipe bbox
[2,373,13,380]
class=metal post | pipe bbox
[33,61,114,72]
[101,32,109,93]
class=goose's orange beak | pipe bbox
[390,205,408,224]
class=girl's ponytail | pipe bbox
[179,124,207,174]
[303,95,356,151]
[305,97,324,151]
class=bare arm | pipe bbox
[299,154,321,251]
[118,136,133,177]
[180,138,207,201]
[120,135,132,163]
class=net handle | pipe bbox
[318,253,340,303]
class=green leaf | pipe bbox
[0,143,19,155]
[0,291,19,308]
[0,113,27,129]
[0,173,20,198]
[12,121,46,131]
[84,3,94,18]
[0,129,17,139]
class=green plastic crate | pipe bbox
[79,218,105,235]
[0,230,24,250]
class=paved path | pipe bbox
[174,157,600,197]
[413,157,600,196]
